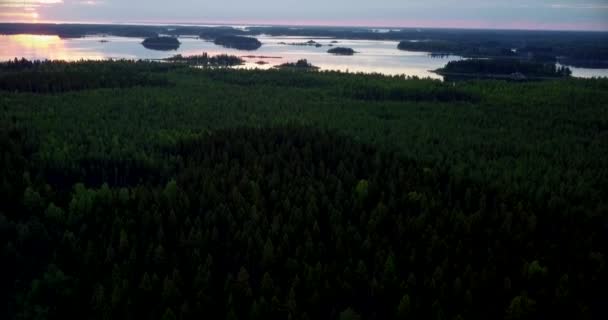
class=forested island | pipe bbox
[435,59,572,80]
[398,40,515,58]
[275,59,320,71]
[1,59,606,320]
[213,35,262,50]
[142,36,181,51]
[242,55,282,60]
[278,40,323,47]
[165,53,244,67]
[397,38,608,68]
[327,47,356,55]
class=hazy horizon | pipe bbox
[1,0,607,32]
[3,19,608,33]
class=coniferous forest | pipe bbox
[1,60,607,320]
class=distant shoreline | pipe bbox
[1,21,607,33]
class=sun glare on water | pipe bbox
[12,34,61,49]
[0,34,105,61]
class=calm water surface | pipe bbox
[1,34,606,79]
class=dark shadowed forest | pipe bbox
[1,60,607,320]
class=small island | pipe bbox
[279,40,323,47]
[242,55,282,59]
[435,59,572,81]
[165,53,244,66]
[213,35,262,50]
[327,47,356,56]
[142,36,181,51]
[275,59,320,71]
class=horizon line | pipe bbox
[1,19,607,33]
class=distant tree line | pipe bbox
[0,59,173,93]
[398,40,517,58]
[165,53,244,67]
[275,59,320,71]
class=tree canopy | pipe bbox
[1,60,606,320]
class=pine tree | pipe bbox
[262,238,275,268]
[397,294,411,319]
[161,308,177,320]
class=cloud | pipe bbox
[1,0,607,31]
[0,0,63,10]
[0,12,38,18]
[77,0,104,5]
[550,3,608,9]
[0,0,63,22]
[0,0,63,6]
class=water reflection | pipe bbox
[557,63,608,79]
[12,34,60,49]
[1,34,105,61]
[1,34,606,79]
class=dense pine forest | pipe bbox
[1,60,607,320]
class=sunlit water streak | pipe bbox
[0,34,606,79]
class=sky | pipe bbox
[1,0,607,31]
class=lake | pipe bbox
[1,34,607,79]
